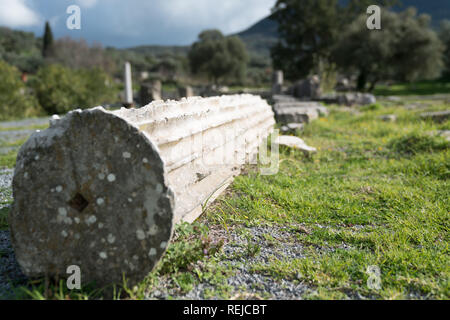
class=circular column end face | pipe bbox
[9,108,174,287]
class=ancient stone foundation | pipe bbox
[9,94,275,287]
[272,99,329,125]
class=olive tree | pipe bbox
[439,20,450,77]
[270,0,398,81]
[188,30,249,85]
[333,8,444,91]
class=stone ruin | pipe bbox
[123,62,195,107]
[271,70,284,95]
[123,62,133,107]
[421,110,450,123]
[290,76,322,100]
[337,92,376,106]
[8,95,275,288]
[268,72,329,132]
[178,85,194,98]
[8,64,333,289]
[271,94,329,133]
[139,80,162,105]
[272,70,376,108]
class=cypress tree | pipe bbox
[42,21,54,58]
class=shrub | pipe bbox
[0,60,41,120]
[33,64,118,115]
[387,132,449,156]
[77,68,118,108]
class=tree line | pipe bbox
[271,0,450,91]
[0,23,121,120]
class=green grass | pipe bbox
[0,135,28,169]
[0,124,45,170]
[387,132,449,156]
[0,137,28,148]
[2,100,450,300]
[374,80,450,96]
[161,83,179,93]
[0,124,48,132]
[0,151,17,169]
[203,103,449,299]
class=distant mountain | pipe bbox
[126,45,189,57]
[237,13,278,39]
[234,13,278,60]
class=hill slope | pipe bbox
[234,13,278,59]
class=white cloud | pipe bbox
[49,15,60,27]
[93,0,276,44]
[0,0,41,27]
[75,0,98,9]
[6,0,277,46]
[159,0,276,34]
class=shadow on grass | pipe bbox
[374,80,450,96]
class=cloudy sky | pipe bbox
[0,0,277,48]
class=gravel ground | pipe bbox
[0,230,28,299]
[0,168,25,299]
[0,122,41,155]
[0,130,36,145]
[0,117,50,130]
[146,225,316,300]
[0,146,20,156]
[0,221,315,300]
[0,169,13,207]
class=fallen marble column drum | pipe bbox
[9,94,275,287]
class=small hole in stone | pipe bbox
[68,193,89,213]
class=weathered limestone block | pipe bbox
[274,107,319,124]
[281,123,304,133]
[178,85,194,98]
[360,93,376,105]
[436,130,450,141]
[10,109,173,288]
[273,101,328,124]
[139,80,162,105]
[271,70,284,94]
[337,93,376,106]
[9,94,275,288]
[336,77,351,92]
[420,110,450,123]
[378,114,397,122]
[272,94,298,104]
[291,76,321,100]
[124,62,133,106]
[274,101,328,115]
[275,136,316,154]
